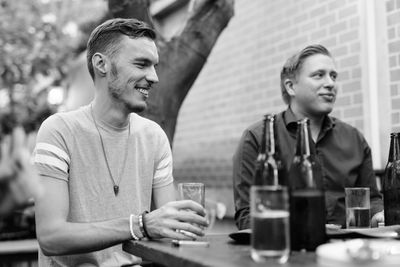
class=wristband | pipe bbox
[141,211,151,239]
[138,212,146,238]
[129,214,140,241]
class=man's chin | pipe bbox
[307,105,334,117]
[318,106,334,116]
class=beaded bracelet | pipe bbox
[141,211,151,239]
[129,214,140,241]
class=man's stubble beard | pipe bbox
[108,62,147,113]
[108,80,146,114]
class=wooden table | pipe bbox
[123,234,318,267]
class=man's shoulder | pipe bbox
[331,116,357,131]
[330,116,365,139]
[246,119,264,133]
[39,107,88,133]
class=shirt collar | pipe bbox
[283,107,336,132]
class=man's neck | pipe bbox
[92,80,131,128]
[91,98,130,128]
[290,105,326,142]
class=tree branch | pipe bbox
[141,0,234,143]
[108,0,154,27]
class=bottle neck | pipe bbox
[387,134,395,163]
[393,134,400,161]
[291,118,318,189]
[295,119,311,158]
[259,115,267,156]
[266,115,276,155]
[253,115,268,186]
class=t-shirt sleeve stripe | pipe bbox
[35,142,71,163]
[34,154,69,173]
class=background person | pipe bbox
[0,126,42,217]
[233,44,384,230]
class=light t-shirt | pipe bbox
[34,105,173,267]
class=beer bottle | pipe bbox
[263,114,283,186]
[382,133,400,225]
[253,115,267,185]
[289,118,326,251]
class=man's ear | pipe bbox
[92,53,108,77]
[284,78,296,97]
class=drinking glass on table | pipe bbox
[178,183,205,207]
[250,185,290,264]
[177,183,206,237]
[345,187,371,229]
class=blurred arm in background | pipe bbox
[0,126,43,217]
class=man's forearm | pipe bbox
[38,216,138,256]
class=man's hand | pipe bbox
[144,200,209,240]
[371,211,384,227]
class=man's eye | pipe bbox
[313,73,323,78]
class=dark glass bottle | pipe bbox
[253,114,284,186]
[263,114,282,186]
[383,133,400,225]
[289,118,326,251]
[253,115,267,186]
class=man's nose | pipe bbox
[146,66,159,84]
[324,75,335,89]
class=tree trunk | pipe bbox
[108,0,154,28]
[109,0,234,144]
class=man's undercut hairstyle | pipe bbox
[280,44,332,104]
[86,18,156,80]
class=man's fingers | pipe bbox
[172,221,205,237]
[371,211,385,227]
[162,229,198,241]
[176,210,209,227]
[169,200,206,216]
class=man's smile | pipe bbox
[319,93,335,101]
[135,86,150,98]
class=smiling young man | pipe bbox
[233,44,384,230]
[34,19,208,266]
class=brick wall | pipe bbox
[388,0,400,131]
[170,0,392,216]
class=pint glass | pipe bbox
[251,185,290,264]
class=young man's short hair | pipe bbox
[86,18,156,80]
[280,44,332,104]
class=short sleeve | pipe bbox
[34,115,71,182]
[152,127,173,188]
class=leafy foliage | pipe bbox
[0,0,77,137]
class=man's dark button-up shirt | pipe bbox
[233,108,383,230]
